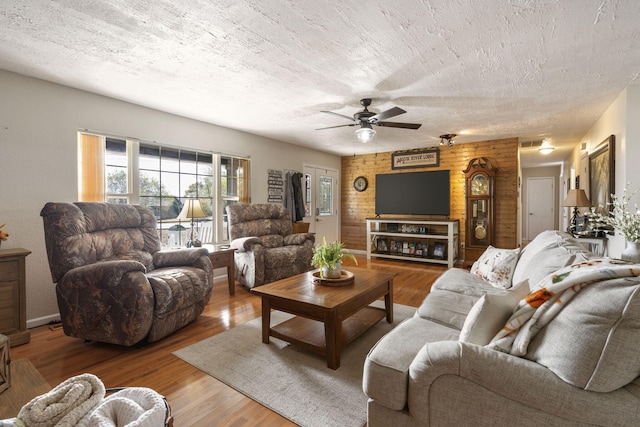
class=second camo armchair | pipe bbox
[226,203,315,289]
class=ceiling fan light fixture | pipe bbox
[355,125,376,143]
[538,139,555,155]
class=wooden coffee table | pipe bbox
[251,267,395,369]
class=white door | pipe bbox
[527,177,555,240]
[303,165,339,244]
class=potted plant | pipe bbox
[0,224,8,248]
[311,237,358,279]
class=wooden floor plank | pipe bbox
[9,257,444,426]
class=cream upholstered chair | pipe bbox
[226,203,315,288]
[40,202,213,346]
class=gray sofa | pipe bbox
[364,230,640,426]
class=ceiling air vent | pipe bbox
[520,140,543,148]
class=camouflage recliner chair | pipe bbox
[226,203,315,289]
[40,202,213,346]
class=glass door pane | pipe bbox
[319,175,334,216]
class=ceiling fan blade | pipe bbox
[369,106,406,122]
[321,111,355,121]
[316,123,358,130]
[376,121,422,130]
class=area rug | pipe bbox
[173,302,415,427]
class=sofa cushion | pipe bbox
[363,317,459,411]
[417,269,495,329]
[525,277,640,392]
[260,234,285,248]
[512,230,594,287]
[459,280,530,345]
[264,246,309,268]
[471,246,521,289]
[417,268,518,330]
[430,268,497,297]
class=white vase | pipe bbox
[621,241,640,263]
[321,261,342,279]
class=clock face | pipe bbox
[354,176,368,192]
[471,174,489,195]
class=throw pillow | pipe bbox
[471,246,521,289]
[459,280,530,346]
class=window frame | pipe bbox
[80,131,250,244]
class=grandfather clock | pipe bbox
[463,157,497,263]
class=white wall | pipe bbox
[0,70,340,326]
[575,85,640,257]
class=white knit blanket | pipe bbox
[18,373,105,427]
[489,259,640,356]
[78,388,168,427]
[16,374,168,427]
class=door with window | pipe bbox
[303,165,339,244]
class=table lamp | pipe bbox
[561,189,591,234]
[178,199,207,247]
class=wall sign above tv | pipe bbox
[392,148,440,169]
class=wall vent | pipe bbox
[520,140,543,148]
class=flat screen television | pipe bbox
[375,170,450,216]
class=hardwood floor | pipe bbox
[10,257,445,426]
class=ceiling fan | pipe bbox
[316,98,422,143]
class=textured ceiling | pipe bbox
[1,0,639,167]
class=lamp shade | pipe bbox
[561,189,591,207]
[355,125,376,143]
[178,199,207,219]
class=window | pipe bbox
[79,132,250,244]
[318,175,334,216]
[105,138,130,204]
[220,155,250,239]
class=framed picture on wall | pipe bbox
[589,135,615,216]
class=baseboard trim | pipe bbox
[27,313,61,329]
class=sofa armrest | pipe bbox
[230,236,263,252]
[57,260,154,346]
[65,259,147,283]
[284,233,315,246]
[408,341,639,426]
[152,247,209,268]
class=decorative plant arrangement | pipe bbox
[596,187,640,242]
[0,223,8,247]
[596,187,640,262]
[311,237,358,279]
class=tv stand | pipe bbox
[366,218,459,268]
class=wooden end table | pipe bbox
[204,244,236,295]
[252,267,395,369]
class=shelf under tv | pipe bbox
[366,218,459,268]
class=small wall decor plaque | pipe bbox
[267,169,284,203]
[392,148,440,169]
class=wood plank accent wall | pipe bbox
[341,138,520,260]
